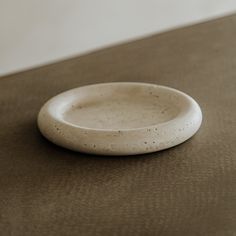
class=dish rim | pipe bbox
[38,82,202,133]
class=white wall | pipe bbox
[1,0,236,76]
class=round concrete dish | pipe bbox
[38,82,202,155]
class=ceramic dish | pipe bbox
[38,82,202,155]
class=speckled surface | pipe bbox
[38,82,202,155]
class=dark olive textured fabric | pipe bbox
[0,15,236,236]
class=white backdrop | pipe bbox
[1,0,236,76]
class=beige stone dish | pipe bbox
[38,82,202,155]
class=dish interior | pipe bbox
[62,85,180,130]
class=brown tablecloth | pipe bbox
[0,14,236,236]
